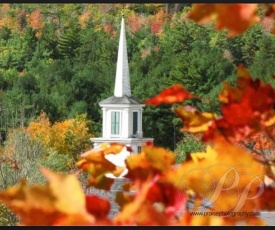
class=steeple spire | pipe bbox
[114,17,131,97]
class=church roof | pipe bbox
[99,95,143,105]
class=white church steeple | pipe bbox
[114,17,131,97]
[90,17,153,154]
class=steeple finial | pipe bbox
[121,5,125,18]
[114,17,131,97]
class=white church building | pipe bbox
[90,17,154,153]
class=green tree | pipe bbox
[249,33,275,86]
[175,132,206,163]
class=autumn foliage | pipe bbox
[187,4,259,37]
[0,4,275,226]
[26,112,93,158]
[145,84,194,106]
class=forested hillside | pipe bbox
[0,3,273,150]
[0,3,274,226]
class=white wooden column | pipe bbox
[139,108,143,136]
[122,108,130,138]
[102,107,107,138]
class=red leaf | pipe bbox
[126,146,133,152]
[204,66,275,143]
[145,141,154,147]
[257,187,275,211]
[145,84,194,106]
[147,182,187,217]
[85,195,110,219]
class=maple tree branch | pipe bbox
[264,126,275,146]
[239,140,265,156]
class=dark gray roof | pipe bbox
[99,95,144,105]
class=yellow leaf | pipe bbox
[111,166,127,177]
[263,112,275,127]
[87,175,114,190]
[126,145,175,180]
[219,82,242,103]
[81,142,125,157]
[190,145,218,163]
[114,176,172,225]
[77,143,126,189]
[174,106,217,133]
[41,167,86,214]
[143,145,175,171]
[165,138,265,214]
[0,168,94,226]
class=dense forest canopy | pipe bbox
[0,3,273,149]
[0,3,274,226]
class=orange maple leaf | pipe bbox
[125,145,175,181]
[256,186,275,211]
[187,4,259,37]
[146,181,187,217]
[114,176,178,226]
[145,84,194,106]
[174,105,217,133]
[203,66,275,143]
[0,168,95,226]
[85,195,111,219]
[77,143,130,189]
[165,138,265,222]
